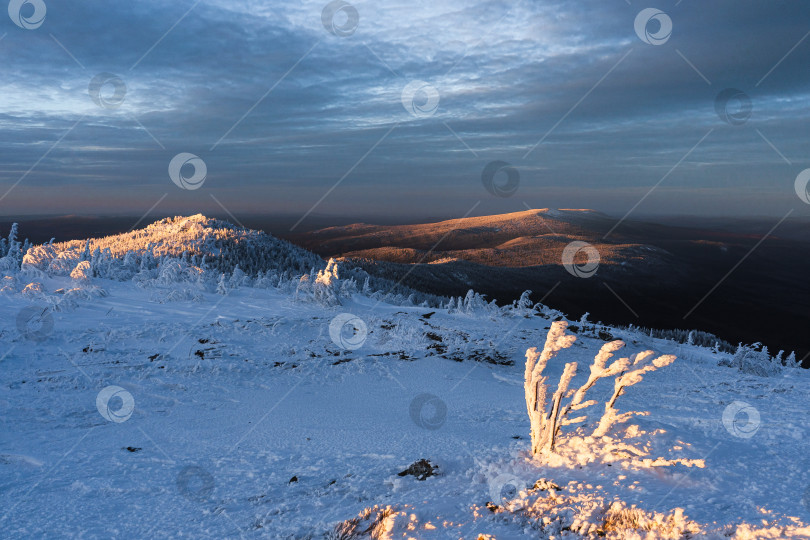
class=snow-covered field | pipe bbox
[1,217,809,538]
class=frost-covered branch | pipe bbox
[592,352,675,437]
[524,321,576,454]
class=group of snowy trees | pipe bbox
[0,217,453,309]
[722,343,801,376]
[0,223,32,272]
[623,325,736,353]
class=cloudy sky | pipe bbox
[1,0,809,224]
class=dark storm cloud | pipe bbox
[0,0,808,219]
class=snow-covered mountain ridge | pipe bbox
[1,216,808,538]
[19,214,323,277]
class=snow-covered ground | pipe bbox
[1,218,809,538]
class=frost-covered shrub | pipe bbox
[253,270,280,289]
[216,273,228,295]
[721,343,798,376]
[70,261,93,281]
[228,265,251,288]
[21,243,56,272]
[445,289,500,317]
[22,282,45,299]
[1,275,19,294]
[295,259,356,306]
[0,255,18,272]
[150,287,203,303]
[504,290,537,318]
[47,252,81,276]
[534,302,565,321]
[524,322,700,468]
[51,286,108,312]
[154,258,204,285]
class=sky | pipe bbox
[1,0,809,225]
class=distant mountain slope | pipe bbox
[296,209,665,268]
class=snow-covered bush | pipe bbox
[149,287,203,303]
[21,243,57,272]
[51,286,108,312]
[295,258,356,306]
[1,275,19,294]
[504,290,536,318]
[153,258,206,286]
[228,265,251,288]
[721,343,799,376]
[445,289,500,317]
[214,273,227,295]
[70,261,93,281]
[21,282,45,299]
[524,322,701,468]
[47,252,81,276]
